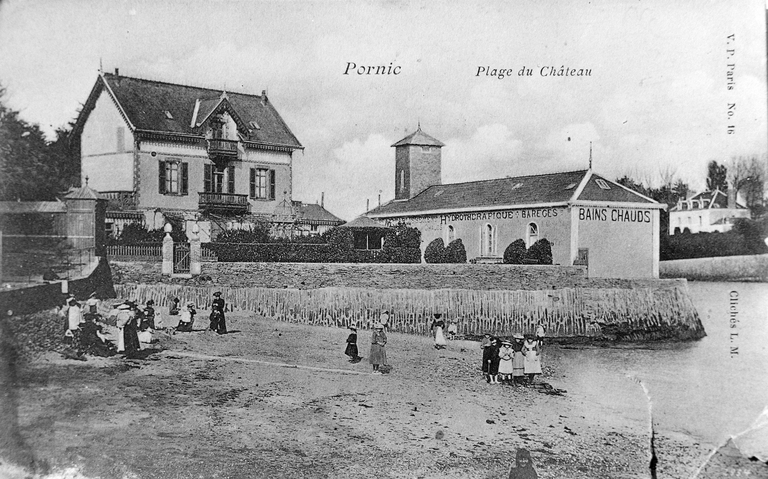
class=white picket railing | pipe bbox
[107,244,162,259]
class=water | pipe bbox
[558,281,768,446]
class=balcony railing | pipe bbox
[102,191,137,211]
[198,192,250,212]
[207,139,239,158]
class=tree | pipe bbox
[0,83,80,201]
[706,160,728,192]
[525,239,553,265]
[727,155,767,217]
[424,238,446,263]
[503,239,527,264]
[445,239,467,263]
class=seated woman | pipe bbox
[79,314,116,357]
[175,302,196,332]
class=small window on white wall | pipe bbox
[526,222,539,248]
[481,224,495,256]
[447,225,455,243]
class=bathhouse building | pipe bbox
[367,128,665,279]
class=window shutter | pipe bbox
[204,164,212,193]
[269,170,276,200]
[159,161,166,194]
[250,168,255,198]
[181,162,189,195]
[228,166,235,194]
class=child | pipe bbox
[447,320,458,340]
[498,340,514,383]
[379,310,390,331]
[480,332,493,378]
[369,323,387,374]
[169,297,181,316]
[512,333,526,385]
[508,448,538,479]
[488,337,501,384]
[175,302,196,332]
[344,325,362,363]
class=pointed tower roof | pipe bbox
[391,126,445,147]
[64,183,106,200]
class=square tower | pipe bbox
[391,126,444,200]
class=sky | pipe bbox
[0,0,766,221]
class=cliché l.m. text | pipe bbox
[476,65,592,79]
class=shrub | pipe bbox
[445,239,467,263]
[215,225,270,244]
[525,239,553,265]
[424,238,446,263]
[110,220,185,245]
[503,239,527,264]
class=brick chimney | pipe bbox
[727,181,736,209]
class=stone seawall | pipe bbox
[114,281,705,342]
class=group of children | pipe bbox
[481,324,546,385]
[342,311,547,383]
[60,292,230,358]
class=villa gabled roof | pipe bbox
[669,190,746,212]
[339,216,386,228]
[367,169,659,217]
[73,72,302,150]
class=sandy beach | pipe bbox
[4,307,754,479]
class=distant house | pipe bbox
[293,201,345,236]
[668,190,749,235]
[72,70,303,241]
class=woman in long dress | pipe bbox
[123,302,142,357]
[488,337,501,384]
[369,323,387,374]
[431,313,447,350]
[522,335,542,384]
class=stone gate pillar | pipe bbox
[162,223,173,275]
[189,224,201,276]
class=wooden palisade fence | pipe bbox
[114,283,705,341]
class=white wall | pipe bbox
[81,90,134,191]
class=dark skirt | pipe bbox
[369,344,387,365]
[482,347,493,373]
[217,314,227,334]
[489,356,501,375]
[176,320,194,332]
[124,322,141,355]
[345,343,359,358]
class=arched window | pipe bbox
[526,222,539,248]
[447,225,455,243]
[481,224,495,256]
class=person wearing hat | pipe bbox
[379,310,390,331]
[369,323,388,374]
[522,334,542,385]
[122,301,142,356]
[344,325,362,363]
[175,302,196,333]
[114,302,133,353]
[431,313,447,350]
[210,292,227,334]
[140,300,156,331]
[512,334,526,385]
[498,340,515,384]
[64,297,83,346]
[487,336,502,384]
[86,292,99,315]
[480,332,493,378]
[79,312,115,357]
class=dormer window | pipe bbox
[595,179,610,190]
[164,110,174,119]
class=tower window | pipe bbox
[399,170,405,193]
